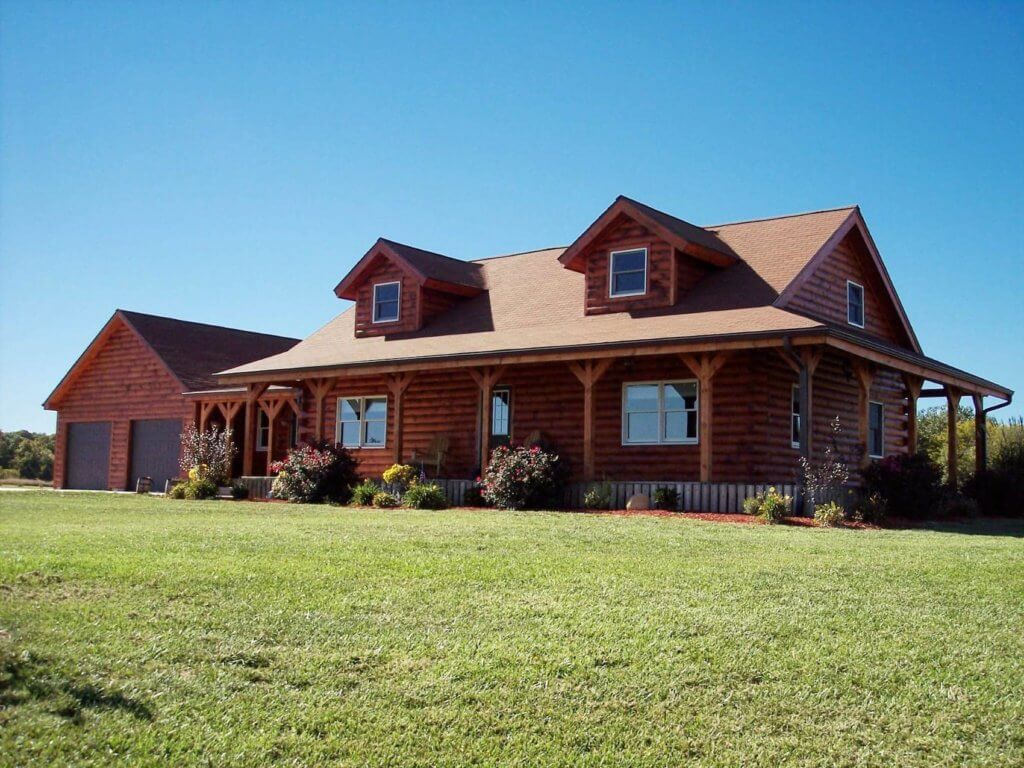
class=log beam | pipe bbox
[257,397,286,471]
[305,378,333,443]
[469,366,506,474]
[568,358,615,481]
[903,374,923,454]
[680,352,731,482]
[852,360,874,467]
[946,387,962,488]
[387,372,416,463]
[972,394,986,476]
[243,384,269,476]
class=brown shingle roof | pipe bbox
[119,310,299,391]
[334,238,485,299]
[220,203,856,379]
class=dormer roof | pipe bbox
[334,238,486,300]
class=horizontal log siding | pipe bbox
[420,287,462,327]
[788,230,908,348]
[676,251,713,299]
[502,362,584,475]
[52,322,191,489]
[353,259,420,337]
[584,215,674,315]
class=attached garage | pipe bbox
[65,422,112,490]
[44,310,298,491]
[129,419,184,492]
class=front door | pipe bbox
[488,386,512,452]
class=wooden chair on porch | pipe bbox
[411,434,450,478]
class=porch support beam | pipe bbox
[852,360,874,468]
[972,393,987,477]
[903,374,923,454]
[306,378,333,443]
[568,358,615,482]
[680,352,731,482]
[468,365,506,474]
[258,397,287,471]
[243,383,269,476]
[386,372,416,464]
[946,387,962,487]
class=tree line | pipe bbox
[0,431,55,481]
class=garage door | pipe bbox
[65,422,111,490]
[130,419,183,492]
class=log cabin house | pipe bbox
[205,196,1011,505]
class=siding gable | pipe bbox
[353,257,421,337]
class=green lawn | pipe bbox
[1,493,1022,767]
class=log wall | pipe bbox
[353,259,420,337]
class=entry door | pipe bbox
[130,419,183,492]
[65,422,111,490]
[488,387,512,452]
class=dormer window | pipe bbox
[847,281,865,328]
[372,282,400,323]
[609,248,647,298]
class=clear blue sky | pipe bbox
[2,1,1022,432]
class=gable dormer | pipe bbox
[559,196,738,315]
[334,239,485,337]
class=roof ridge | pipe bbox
[471,246,568,263]
[704,205,859,229]
[118,309,299,341]
[379,237,484,270]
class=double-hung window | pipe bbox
[622,381,698,445]
[609,248,647,297]
[791,384,802,449]
[491,387,511,437]
[847,281,865,327]
[868,401,884,458]
[373,282,400,323]
[256,410,270,451]
[337,396,388,448]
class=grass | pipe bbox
[1,492,1022,767]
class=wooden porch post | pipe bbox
[680,352,731,482]
[306,378,333,443]
[945,387,961,487]
[853,360,874,468]
[468,366,506,474]
[259,397,286,470]
[387,373,416,464]
[567,358,615,482]
[903,374,923,454]
[199,401,215,432]
[972,393,987,476]
[243,384,268,476]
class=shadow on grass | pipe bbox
[0,648,153,721]
[905,517,1024,538]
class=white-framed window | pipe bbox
[868,401,884,458]
[336,396,388,448]
[791,384,801,449]
[622,380,698,445]
[372,281,401,323]
[256,410,270,451]
[609,248,647,298]
[491,387,511,437]
[847,281,865,328]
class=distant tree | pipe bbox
[918,405,976,487]
[13,437,54,480]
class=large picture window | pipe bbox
[609,248,647,298]
[622,381,698,445]
[373,282,401,323]
[336,396,388,448]
[868,401,884,458]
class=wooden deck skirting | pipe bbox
[237,476,838,516]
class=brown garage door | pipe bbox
[130,419,183,492]
[65,422,111,490]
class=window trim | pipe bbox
[335,395,389,449]
[847,280,865,328]
[621,379,699,446]
[868,400,885,459]
[608,247,648,299]
[372,281,401,324]
[791,384,801,450]
[256,410,270,451]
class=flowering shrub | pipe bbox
[270,441,359,504]
[180,424,236,485]
[481,445,562,510]
[382,463,419,489]
[168,477,217,500]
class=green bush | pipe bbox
[814,501,845,527]
[743,487,791,523]
[230,481,249,500]
[382,463,419,488]
[940,494,979,519]
[351,479,381,506]
[0,468,21,480]
[403,483,447,510]
[852,492,887,524]
[183,478,218,500]
[861,453,943,521]
[372,491,399,509]
[652,487,678,511]
[168,481,187,499]
[583,482,612,510]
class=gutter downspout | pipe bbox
[977,393,1015,473]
